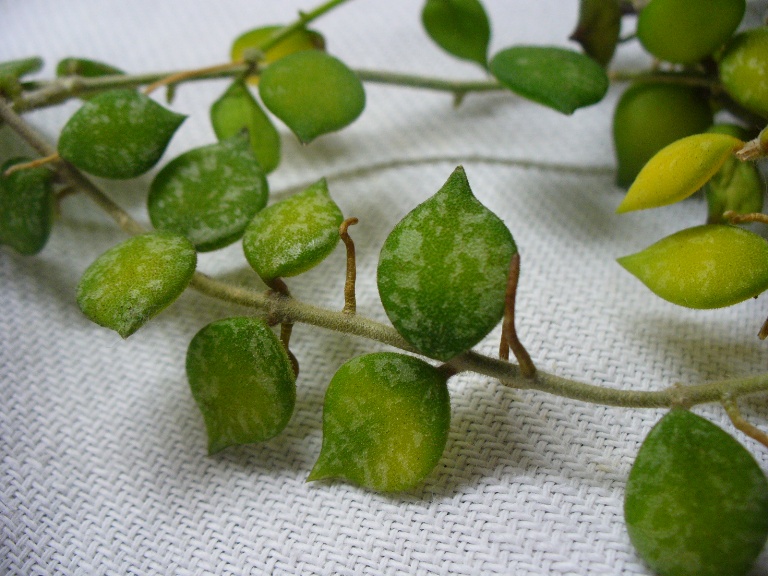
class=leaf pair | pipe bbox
[421,0,609,114]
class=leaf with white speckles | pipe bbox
[625,408,768,576]
[0,158,55,255]
[186,317,296,454]
[148,134,269,252]
[242,178,343,282]
[58,89,186,179]
[76,232,197,337]
[308,352,450,492]
[377,166,517,361]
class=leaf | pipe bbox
[308,352,450,492]
[489,46,609,114]
[616,133,743,213]
[56,57,124,78]
[58,89,186,179]
[76,231,197,337]
[259,51,365,143]
[186,317,296,454]
[0,57,43,81]
[377,166,517,361]
[210,80,281,173]
[0,158,55,255]
[569,0,622,66]
[148,134,269,252]
[231,25,325,79]
[421,0,491,67]
[242,178,343,282]
[618,224,768,309]
[625,408,768,576]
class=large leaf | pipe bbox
[421,0,491,67]
[490,46,608,114]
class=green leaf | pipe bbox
[210,80,281,173]
[0,57,43,81]
[308,352,450,492]
[616,133,743,214]
[148,134,268,252]
[489,46,609,114]
[242,178,343,282]
[625,408,768,576]
[56,57,124,78]
[186,317,296,454]
[0,158,55,255]
[76,231,197,337]
[58,89,186,179]
[569,0,622,66]
[421,0,491,67]
[231,25,325,73]
[259,51,365,143]
[618,224,768,309]
[377,166,517,361]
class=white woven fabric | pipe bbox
[3,2,768,574]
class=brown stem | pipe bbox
[499,252,536,378]
[723,211,768,226]
[339,217,359,314]
[3,152,61,176]
[723,397,768,450]
[143,61,246,96]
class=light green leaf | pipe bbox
[76,232,197,337]
[148,134,268,252]
[421,0,491,67]
[490,46,609,114]
[0,158,55,255]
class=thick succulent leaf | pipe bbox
[186,317,296,454]
[308,352,450,492]
[259,51,365,143]
[148,134,268,252]
[58,89,186,179]
[569,0,622,66]
[0,158,55,255]
[242,178,343,282]
[618,224,768,309]
[490,46,609,114]
[616,133,743,213]
[231,25,325,75]
[377,166,516,360]
[210,80,281,173]
[76,232,197,337]
[421,0,491,67]
[625,408,768,576]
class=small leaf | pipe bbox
[616,133,743,214]
[148,134,268,252]
[421,0,491,67]
[569,0,622,66]
[308,352,450,492]
[242,178,343,282]
[0,158,55,255]
[76,231,197,337]
[625,408,768,576]
[377,166,517,361]
[489,46,609,114]
[0,57,43,81]
[259,51,365,143]
[186,317,296,454]
[618,224,768,309]
[231,25,325,78]
[58,89,186,179]
[210,80,281,173]
[56,57,124,78]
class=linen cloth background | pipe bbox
[3,1,768,574]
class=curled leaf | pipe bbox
[570,0,622,66]
[377,166,516,360]
[76,232,197,337]
[618,224,768,309]
[0,158,55,255]
[421,0,491,67]
[490,46,609,114]
[259,51,365,143]
[308,352,450,492]
[625,408,768,576]
[148,134,268,252]
[616,133,743,213]
[58,89,186,179]
[242,178,343,282]
[210,80,281,173]
[186,317,296,454]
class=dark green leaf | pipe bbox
[570,0,622,66]
[490,46,609,114]
[0,158,55,255]
[421,0,491,67]
[56,57,124,78]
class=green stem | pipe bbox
[355,69,502,94]
[3,96,768,411]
